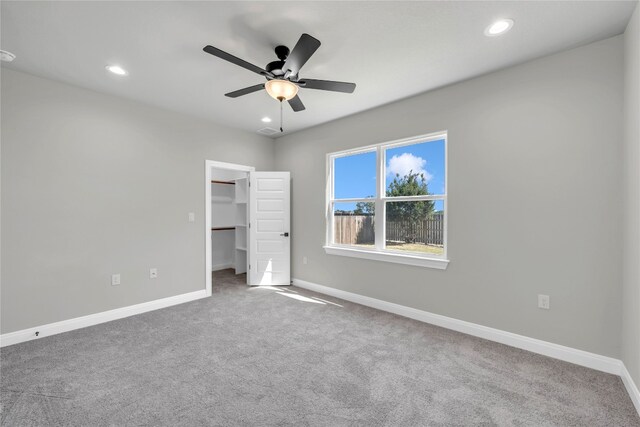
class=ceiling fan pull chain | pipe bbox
[280,98,284,132]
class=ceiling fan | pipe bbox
[203,33,356,114]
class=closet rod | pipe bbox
[211,180,235,185]
[211,227,235,231]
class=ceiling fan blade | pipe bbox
[283,34,321,77]
[203,45,272,77]
[298,79,356,93]
[288,94,305,112]
[224,84,265,98]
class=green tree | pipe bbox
[354,199,375,215]
[386,171,434,243]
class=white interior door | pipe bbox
[249,171,291,286]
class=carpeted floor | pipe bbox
[1,269,639,426]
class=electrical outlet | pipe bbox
[188,212,195,222]
[111,274,121,286]
[538,294,550,310]
[150,268,158,279]
[303,256,308,265]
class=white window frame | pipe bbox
[324,131,449,270]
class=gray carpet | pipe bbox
[1,270,639,426]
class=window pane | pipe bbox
[385,200,444,256]
[333,202,375,248]
[334,151,377,199]
[385,139,445,197]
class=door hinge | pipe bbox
[249,222,251,228]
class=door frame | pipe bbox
[205,160,255,296]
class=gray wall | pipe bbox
[275,36,624,358]
[1,69,275,334]
[623,4,640,387]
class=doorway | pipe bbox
[205,161,291,295]
[205,160,253,296]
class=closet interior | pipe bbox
[211,168,248,283]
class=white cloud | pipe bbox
[386,153,432,182]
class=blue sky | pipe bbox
[334,139,445,212]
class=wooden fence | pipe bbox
[334,214,443,246]
[334,215,375,245]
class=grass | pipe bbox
[339,241,444,256]
[350,243,374,249]
[386,242,444,256]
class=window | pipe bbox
[325,132,448,269]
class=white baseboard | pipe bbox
[293,278,623,374]
[621,364,640,415]
[294,278,640,415]
[0,289,208,348]
[212,263,234,272]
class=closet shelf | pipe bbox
[211,180,235,185]
[211,226,235,231]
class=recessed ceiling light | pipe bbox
[261,117,272,123]
[105,65,128,76]
[0,50,16,62]
[485,19,514,37]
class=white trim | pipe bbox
[443,135,448,256]
[621,364,640,415]
[375,145,384,249]
[0,290,207,348]
[329,197,376,204]
[323,245,449,270]
[205,161,212,297]
[326,153,335,247]
[205,160,255,296]
[292,278,621,375]
[326,131,448,262]
[380,195,446,202]
[330,145,377,159]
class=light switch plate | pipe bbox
[111,274,121,286]
[538,294,550,309]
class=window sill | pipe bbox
[323,246,450,270]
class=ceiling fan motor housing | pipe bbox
[265,60,286,76]
[266,45,290,76]
[274,45,290,60]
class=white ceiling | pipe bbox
[1,1,636,137]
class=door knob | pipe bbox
[280,232,289,237]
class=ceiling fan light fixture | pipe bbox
[265,79,298,101]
